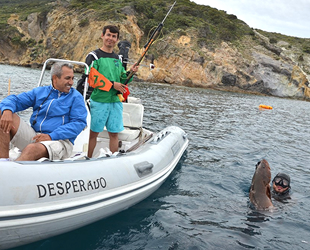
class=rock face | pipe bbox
[1,6,310,100]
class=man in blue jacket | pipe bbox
[0,62,87,161]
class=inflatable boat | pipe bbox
[0,59,188,249]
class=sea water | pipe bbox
[0,65,309,249]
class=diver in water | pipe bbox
[271,173,291,201]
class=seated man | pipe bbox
[0,62,87,161]
[271,172,291,201]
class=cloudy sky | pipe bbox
[191,0,310,38]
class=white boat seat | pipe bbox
[73,103,91,153]
[98,102,144,141]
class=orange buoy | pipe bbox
[259,104,273,110]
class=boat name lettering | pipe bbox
[36,177,107,198]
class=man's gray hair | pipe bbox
[51,62,74,80]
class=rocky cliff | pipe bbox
[1,2,310,100]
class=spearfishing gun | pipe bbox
[118,1,176,101]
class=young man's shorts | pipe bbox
[11,118,73,161]
[90,99,124,133]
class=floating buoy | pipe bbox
[259,104,273,110]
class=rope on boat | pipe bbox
[126,133,153,152]
[8,78,11,95]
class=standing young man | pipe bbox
[83,25,139,157]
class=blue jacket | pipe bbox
[0,85,87,144]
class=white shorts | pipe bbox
[11,118,73,161]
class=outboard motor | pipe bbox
[118,40,131,70]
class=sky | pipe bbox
[191,0,310,38]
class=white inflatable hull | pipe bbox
[0,126,188,249]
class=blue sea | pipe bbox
[0,64,309,249]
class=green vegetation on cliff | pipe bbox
[69,0,254,46]
[0,0,55,25]
[1,0,308,51]
[0,0,56,45]
[257,29,310,55]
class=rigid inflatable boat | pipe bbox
[0,59,188,249]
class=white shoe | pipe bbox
[98,148,112,158]
[0,158,10,161]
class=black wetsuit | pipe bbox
[271,188,291,201]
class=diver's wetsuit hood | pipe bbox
[272,172,291,201]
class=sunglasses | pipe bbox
[273,177,289,188]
